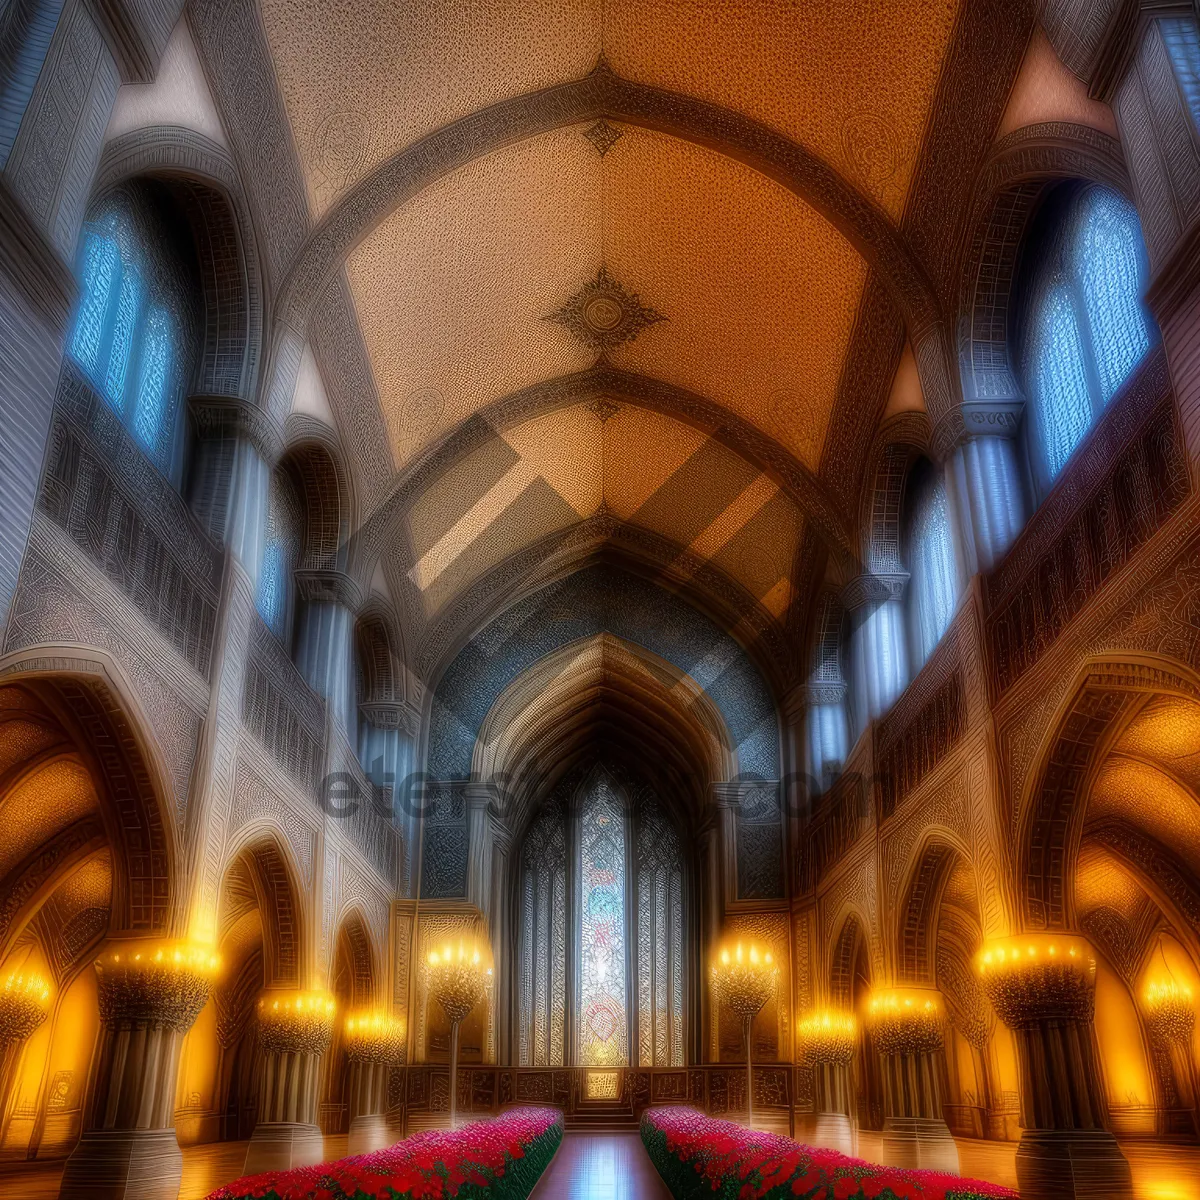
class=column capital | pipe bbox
[841,572,908,610]
[359,699,420,737]
[94,942,218,1033]
[189,394,284,463]
[295,568,364,610]
[978,934,1096,1030]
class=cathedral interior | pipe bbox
[3,2,1200,1198]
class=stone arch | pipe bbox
[955,122,1131,420]
[1018,655,1200,931]
[895,832,972,985]
[426,564,781,783]
[858,413,932,574]
[278,430,356,573]
[92,127,265,402]
[274,64,940,343]
[331,907,380,1009]
[355,602,407,708]
[220,828,306,988]
[0,647,180,937]
[828,911,872,1009]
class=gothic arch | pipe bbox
[92,127,265,402]
[955,122,1132,416]
[273,64,940,342]
[278,431,356,573]
[0,646,181,936]
[1017,654,1200,930]
[332,907,379,1008]
[858,412,932,575]
[355,602,407,707]
[895,832,972,984]
[827,910,872,1008]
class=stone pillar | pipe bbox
[797,1011,858,1155]
[59,943,217,1200]
[358,701,420,894]
[868,989,960,1175]
[843,573,908,739]
[464,783,498,924]
[188,397,281,588]
[342,1015,404,1155]
[242,992,336,1175]
[293,570,362,741]
[980,936,1132,1200]
[711,786,741,910]
[943,398,1026,576]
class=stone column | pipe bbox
[358,701,420,894]
[242,992,336,1174]
[711,786,741,910]
[797,1011,857,1155]
[59,943,217,1200]
[980,936,1132,1200]
[188,397,281,587]
[293,570,362,742]
[843,573,908,740]
[342,1015,404,1155]
[942,399,1026,576]
[868,989,960,1175]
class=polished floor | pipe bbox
[0,1130,1197,1198]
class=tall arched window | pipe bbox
[257,471,301,642]
[905,462,959,669]
[1161,17,1200,128]
[517,770,685,1068]
[1020,185,1155,484]
[67,186,199,477]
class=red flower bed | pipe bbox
[207,1107,562,1200]
[641,1108,1017,1200]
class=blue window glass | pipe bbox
[69,233,118,377]
[1161,17,1200,128]
[257,536,285,637]
[910,474,957,664]
[1033,285,1092,478]
[132,307,171,453]
[1076,189,1150,402]
[104,263,141,410]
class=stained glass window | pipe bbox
[1022,185,1155,485]
[133,307,172,453]
[518,796,567,1067]
[578,777,627,1067]
[1161,17,1200,128]
[69,233,118,377]
[635,792,683,1067]
[104,264,140,411]
[908,471,958,666]
[1076,190,1151,402]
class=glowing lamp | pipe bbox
[95,940,220,1031]
[428,939,490,1129]
[797,1009,857,1066]
[865,988,945,1056]
[0,970,51,1044]
[711,940,778,1128]
[976,934,1095,1028]
[1144,979,1195,1045]
[342,1010,406,1062]
[256,990,337,1055]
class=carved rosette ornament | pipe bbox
[545,266,666,352]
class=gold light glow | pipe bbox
[94,940,221,1031]
[0,970,51,1043]
[976,934,1094,980]
[710,941,777,1018]
[1144,979,1195,1045]
[796,1008,856,1066]
[256,990,338,1055]
[865,988,944,1055]
[342,1009,406,1062]
[427,939,491,1024]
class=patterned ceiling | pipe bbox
[252,0,969,647]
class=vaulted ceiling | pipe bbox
[211,0,1035,689]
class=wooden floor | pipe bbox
[0,1130,1197,1198]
